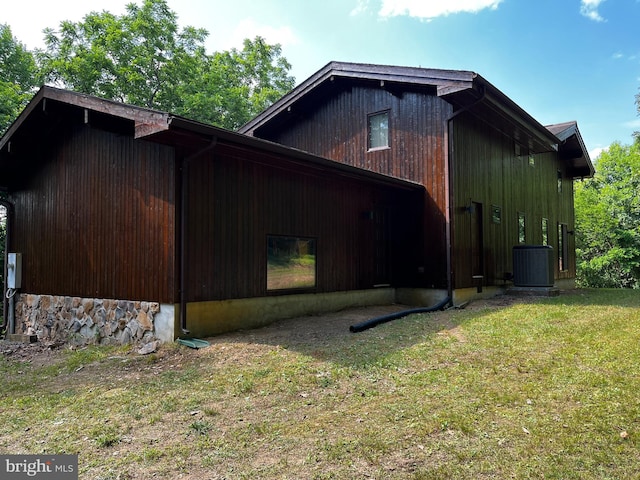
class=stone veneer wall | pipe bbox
[15,294,165,345]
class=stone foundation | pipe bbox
[14,294,169,346]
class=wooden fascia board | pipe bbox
[0,87,47,153]
[555,124,594,178]
[436,83,474,96]
[134,122,171,139]
[239,62,477,134]
[0,86,170,155]
[239,65,336,134]
[171,115,423,191]
[41,87,170,138]
[480,87,559,152]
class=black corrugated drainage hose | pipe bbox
[349,296,452,333]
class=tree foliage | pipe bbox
[180,37,294,129]
[575,141,640,288]
[0,24,41,134]
[37,0,294,129]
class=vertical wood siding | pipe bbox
[451,113,576,288]
[11,124,177,302]
[257,84,453,288]
[183,143,422,301]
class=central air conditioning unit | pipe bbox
[512,245,554,287]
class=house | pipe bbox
[0,62,592,345]
[240,62,593,296]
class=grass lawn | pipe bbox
[1,289,640,479]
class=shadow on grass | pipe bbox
[206,302,475,369]
[204,288,640,369]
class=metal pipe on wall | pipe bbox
[177,136,217,336]
[444,87,486,298]
[0,198,12,333]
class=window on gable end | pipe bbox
[368,111,389,150]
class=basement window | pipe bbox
[267,236,316,291]
[368,111,389,150]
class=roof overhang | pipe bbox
[546,121,594,178]
[240,61,560,155]
[440,74,559,154]
[239,61,475,136]
[0,86,172,190]
[162,116,424,190]
[0,86,171,153]
[0,86,423,193]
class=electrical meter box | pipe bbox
[7,253,22,289]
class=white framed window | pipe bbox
[368,111,389,150]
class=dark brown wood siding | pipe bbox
[9,124,177,302]
[182,142,423,301]
[451,112,576,288]
[255,84,452,288]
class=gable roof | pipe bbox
[0,86,423,192]
[240,61,593,178]
[546,121,594,178]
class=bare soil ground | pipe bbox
[1,294,526,366]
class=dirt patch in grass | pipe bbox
[0,294,528,366]
[0,340,68,366]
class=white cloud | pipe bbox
[623,119,640,128]
[351,0,371,16]
[222,18,299,51]
[3,0,130,50]
[580,0,606,22]
[379,0,503,19]
[589,147,606,160]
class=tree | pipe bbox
[0,24,40,134]
[575,140,640,288]
[180,37,294,129]
[39,0,209,113]
[38,0,294,129]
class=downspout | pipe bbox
[350,87,488,334]
[444,86,486,300]
[1,198,12,334]
[178,137,217,336]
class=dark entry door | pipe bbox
[373,208,390,285]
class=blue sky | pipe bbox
[4,0,640,159]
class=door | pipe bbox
[373,208,390,285]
